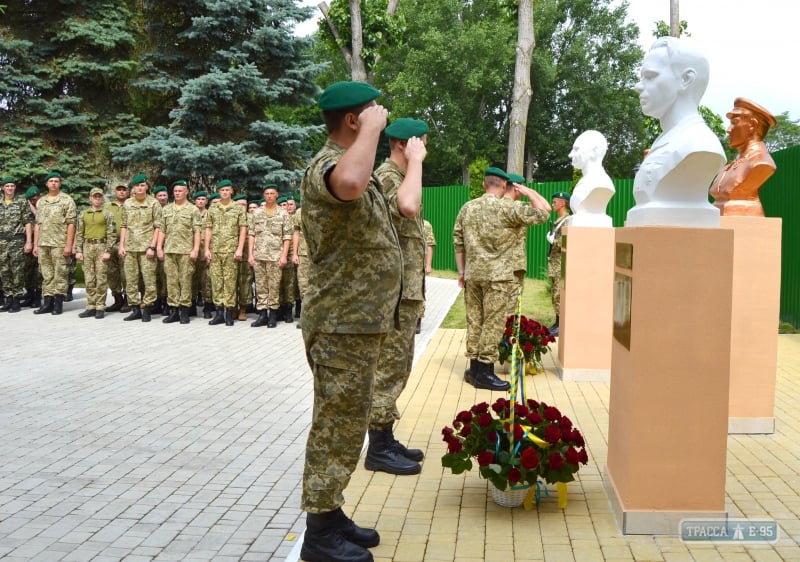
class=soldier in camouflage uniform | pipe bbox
[32,171,77,316]
[158,180,201,325]
[248,185,291,328]
[547,192,571,336]
[291,204,308,329]
[152,185,169,314]
[104,184,129,312]
[119,173,163,322]
[277,195,298,323]
[299,81,400,562]
[0,177,34,313]
[417,218,436,332]
[453,167,550,391]
[365,118,428,477]
[20,186,42,308]
[204,180,247,327]
[74,187,116,319]
[233,193,253,321]
[191,191,214,318]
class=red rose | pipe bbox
[548,451,564,469]
[544,424,561,444]
[515,404,529,417]
[476,413,492,427]
[520,447,540,469]
[572,429,585,447]
[526,399,540,410]
[527,411,543,425]
[471,402,490,414]
[508,467,521,483]
[559,416,573,430]
[477,450,495,467]
[460,424,472,437]
[448,440,463,454]
[579,449,589,465]
[565,446,581,465]
[504,327,513,336]
[442,427,454,438]
[487,431,499,444]
[456,410,473,424]
[523,342,534,354]
[543,406,561,421]
[513,423,524,440]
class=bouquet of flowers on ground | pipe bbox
[498,314,556,373]
[441,396,588,493]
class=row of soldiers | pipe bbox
[0,172,306,325]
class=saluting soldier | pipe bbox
[204,179,247,326]
[365,118,428,477]
[0,176,34,313]
[74,187,116,319]
[158,180,202,324]
[32,170,77,316]
[104,184,129,312]
[119,173,163,322]
[248,184,291,328]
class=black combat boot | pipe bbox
[162,307,180,323]
[464,358,479,385]
[365,427,421,475]
[34,296,53,315]
[188,299,198,317]
[301,510,375,562]
[203,302,215,319]
[9,296,21,313]
[469,361,510,392]
[95,310,105,319]
[251,310,269,327]
[78,309,95,318]
[18,291,33,308]
[282,304,294,323]
[65,284,74,302]
[123,307,142,321]
[52,294,64,315]
[384,423,424,462]
[141,306,152,322]
[119,294,131,313]
[266,308,278,328]
[31,289,41,309]
[196,293,204,307]
[209,307,225,325]
[294,299,301,318]
[106,293,123,312]
[150,298,163,315]
[548,315,559,337]
[179,306,190,324]
[0,297,12,312]
[224,307,234,326]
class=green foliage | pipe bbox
[765,112,800,152]
[652,19,691,39]
[468,158,491,200]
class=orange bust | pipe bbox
[709,97,777,217]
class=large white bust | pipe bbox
[568,130,615,227]
[626,37,725,228]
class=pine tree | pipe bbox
[112,0,324,198]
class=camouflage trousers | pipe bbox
[369,299,422,429]
[297,256,309,300]
[38,246,69,297]
[464,279,517,364]
[106,244,125,295]
[253,260,281,310]
[301,329,385,513]
[237,259,253,309]
[193,248,212,301]
[548,253,562,315]
[507,271,526,317]
[280,263,297,305]
[209,250,238,308]
[82,241,108,310]
[24,253,40,293]
[156,259,167,299]
[124,251,157,307]
[164,253,196,307]
[0,237,27,297]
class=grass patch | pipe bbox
[432,271,555,330]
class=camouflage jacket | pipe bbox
[35,192,77,247]
[0,196,33,239]
[205,202,246,251]
[248,206,291,261]
[162,202,201,254]
[121,196,163,251]
[75,208,117,254]
[292,208,308,257]
[300,139,402,334]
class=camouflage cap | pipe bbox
[89,187,104,197]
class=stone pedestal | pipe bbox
[557,226,614,381]
[721,216,781,434]
[604,227,733,535]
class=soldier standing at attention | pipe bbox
[248,184,291,328]
[233,192,253,321]
[453,167,550,391]
[32,170,76,316]
[20,186,42,309]
[0,177,34,313]
[152,185,169,315]
[74,188,116,319]
[299,81,401,562]
[276,195,296,323]
[119,173,163,322]
[291,200,308,329]
[191,191,213,318]
[158,180,201,324]
[364,118,428,476]
[547,192,571,336]
[204,180,247,327]
[104,184,129,313]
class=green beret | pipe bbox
[254,198,264,205]
[1,176,16,185]
[44,171,62,181]
[208,192,221,200]
[171,180,188,188]
[216,179,233,189]
[89,187,105,197]
[484,167,508,180]
[129,173,147,186]
[263,183,279,192]
[276,196,289,204]
[507,173,525,184]
[293,194,301,202]
[25,186,40,199]
[552,191,570,201]
[318,81,380,111]
[192,191,208,200]
[153,185,167,194]
[233,193,247,201]
[385,118,429,140]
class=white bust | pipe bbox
[568,130,614,227]
[626,37,725,228]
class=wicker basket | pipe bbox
[490,484,531,508]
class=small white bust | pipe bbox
[568,130,614,227]
[626,37,725,228]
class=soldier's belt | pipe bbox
[84,239,106,243]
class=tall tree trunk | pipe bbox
[506,0,535,176]
[670,0,680,37]
[349,0,368,81]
